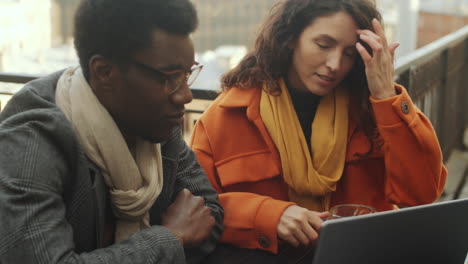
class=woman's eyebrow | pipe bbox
[316,34,338,44]
[316,34,357,48]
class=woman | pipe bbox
[191,0,447,256]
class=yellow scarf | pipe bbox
[260,79,349,211]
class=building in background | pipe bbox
[1,0,467,84]
[376,0,420,58]
[191,0,278,52]
[418,0,468,48]
[46,0,280,53]
[51,0,80,46]
[377,0,468,56]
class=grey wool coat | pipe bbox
[0,71,223,264]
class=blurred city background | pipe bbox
[0,0,467,94]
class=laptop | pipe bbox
[312,198,468,264]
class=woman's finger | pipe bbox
[301,221,319,243]
[316,211,331,219]
[279,227,300,247]
[359,34,383,55]
[356,42,372,63]
[371,18,388,46]
[292,227,311,246]
[307,211,325,231]
[356,29,380,40]
[388,43,400,58]
[285,236,300,247]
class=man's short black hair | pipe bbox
[74,0,198,79]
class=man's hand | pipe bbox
[161,189,215,247]
[277,205,329,247]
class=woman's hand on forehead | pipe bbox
[356,18,400,100]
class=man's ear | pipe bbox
[88,55,117,90]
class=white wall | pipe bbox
[0,0,52,71]
[377,0,420,58]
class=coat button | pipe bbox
[401,101,410,114]
[258,235,270,248]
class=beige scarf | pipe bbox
[56,66,163,242]
[260,79,349,211]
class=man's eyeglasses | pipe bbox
[128,59,203,95]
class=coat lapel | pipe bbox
[89,163,108,248]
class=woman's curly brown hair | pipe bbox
[221,0,383,156]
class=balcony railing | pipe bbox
[394,25,468,160]
[1,25,467,157]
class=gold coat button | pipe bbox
[401,101,410,114]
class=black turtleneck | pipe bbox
[286,81,321,150]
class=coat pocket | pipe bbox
[215,150,281,187]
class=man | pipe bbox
[0,0,223,263]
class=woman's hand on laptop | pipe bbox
[277,205,330,247]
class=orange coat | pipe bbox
[190,85,447,254]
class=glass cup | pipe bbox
[328,204,376,220]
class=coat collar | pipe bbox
[218,87,262,121]
[217,85,364,161]
[218,87,259,108]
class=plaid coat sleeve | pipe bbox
[163,129,224,264]
[0,112,191,264]
[0,77,190,263]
